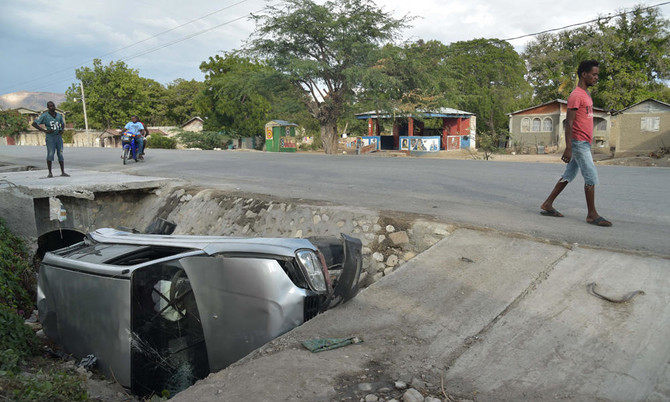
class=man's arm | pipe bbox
[561,108,577,163]
[31,115,50,133]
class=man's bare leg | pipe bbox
[585,184,611,225]
[59,161,69,177]
[541,178,568,213]
[46,161,53,178]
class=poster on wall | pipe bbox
[266,127,273,140]
[361,136,380,150]
[280,136,296,148]
[447,135,460,150]
[401,136,440,152]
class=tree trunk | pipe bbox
[320,119,339,154]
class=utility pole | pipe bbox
[79,80,89,134]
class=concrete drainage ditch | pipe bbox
[55,184,453,288]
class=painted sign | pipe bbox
[360,136,380,151]
[401,136,440,152]
[447,135,460,150]
[280,136,296,149]
[266,127,273,140]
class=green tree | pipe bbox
[359,40,455,115]
[0,110,28,138]
[165,79,205,126]
[444,39,532,145]
[59,59,168,129]
[196,54,275,137]
[247,0,408,153]
[524,6,670,109]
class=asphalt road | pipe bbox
[1,146,668,256]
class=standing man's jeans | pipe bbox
[561,140,599,185]
[45,133,64,162]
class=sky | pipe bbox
[1,0,667,96]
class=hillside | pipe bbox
[0,91,66,111]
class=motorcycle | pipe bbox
[121,133,140,165]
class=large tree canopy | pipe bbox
[60,59,171,129]
[524,5,670,109]
[196,54,275,136]
[247,0,408,153]
[444,38,532,138]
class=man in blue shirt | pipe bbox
[121,115,146,160]
[32,101,69,177]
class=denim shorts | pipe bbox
[45,133,64,162]
[561,140,599,185]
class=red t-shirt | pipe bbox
[567,87,594,143]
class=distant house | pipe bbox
[182,117,203,132]
[507,100,610,152]
[10,107,68,129]
[610,99,670,155]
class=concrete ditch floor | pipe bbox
[175,229,670,402]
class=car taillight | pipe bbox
[296,249,328,292]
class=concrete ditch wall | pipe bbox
[152,187,454,286]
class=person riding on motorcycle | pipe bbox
[121,116,146,160]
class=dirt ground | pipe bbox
[371,148,670,167]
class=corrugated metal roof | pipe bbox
[266,120,298,126]
[355,107,474,120]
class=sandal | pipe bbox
[587,216,612,227]
[541,208,564,217]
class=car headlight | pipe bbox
[296,249,328,292]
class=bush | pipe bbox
[0,306,38,366]
[61,130,74,144]
[0,218,35,314]
[148,134,177,149]
[1,369,88,401]
[176,131,231,150]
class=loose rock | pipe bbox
[403,388,424,402]
[389,231,410,245]
[395,381,408,390]
[372,252,384,262]
[386,224,396,233]
[358,383,373,392]
[386,254,399,267]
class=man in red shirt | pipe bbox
[540,60,612,227]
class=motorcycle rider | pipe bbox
[121,115,146,160]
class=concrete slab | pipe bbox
[444,247,670,401]
[0,169,173,199]
[174,229,569,401]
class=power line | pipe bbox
[0,0,256,93]
[503,0,670,41]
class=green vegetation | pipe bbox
[0,218,35,314]
[0,367,88,402]
[524,5,670,109]
[61,130,74,144]
[177,130,231,150]
[0,218,89,401]
[248,0,408,153]
[0,110,29,138]
[149,133,177,149]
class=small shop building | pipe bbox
[355,108,476,152]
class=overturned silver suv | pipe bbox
[37,228,362,396]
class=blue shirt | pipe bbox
[124,121,145,135]
[35,112,64,135]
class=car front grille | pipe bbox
[303,295,320,322]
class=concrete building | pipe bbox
[355,108,476,151]
[507,100,611,153]
[182,117,204,132]
[610,99,670,155]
